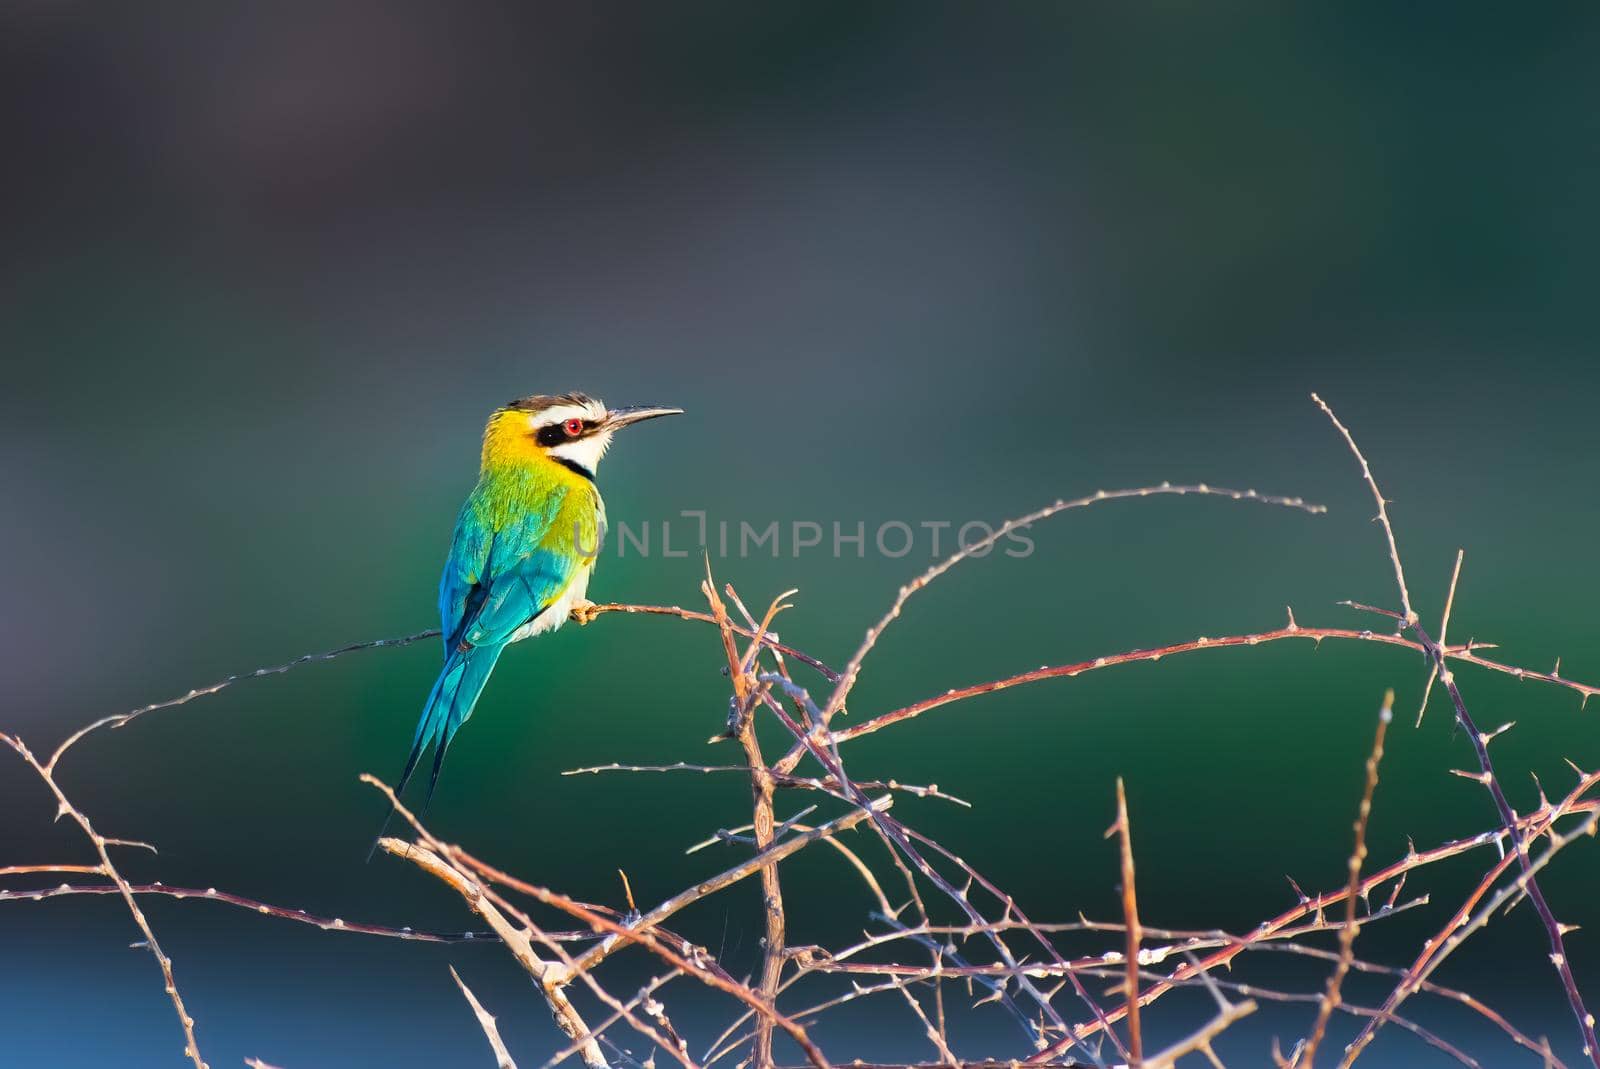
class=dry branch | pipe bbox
[1415,549,1463,727]
[803,621,1599,760]
[808,481,1326,763]
[1308,394,1597,1067]
[565,797,890,977]
[1108,778,1143,1066]
[366,772,833,1069]
[1298,689,1392,1068]
[1027,766,1600,1061]
[702,569,788,1069]
[752,677,1111,1061]
[452,965,520,1069]
[0,863,101,877]
[45,601,833,778]
[0,733,207,1069]
[378,837,608,1068]
[8,394,1599,1069]
[0,880,501,942]
[1143,998,1257,1069]
[1310,393,1414,623]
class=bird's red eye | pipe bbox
[563,418,584,437]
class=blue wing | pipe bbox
[436,499,494,652]
[398,487,577,806]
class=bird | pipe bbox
[392,392,682,813]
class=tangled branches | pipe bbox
[3,396,1597,1068]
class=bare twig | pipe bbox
[451,966,520,1069]
[1345,806,1600,1067]
[754,681,1110,1062]
[1416,550,1463,727]
[1341,647,1600,1066]
[377,838,608,1068]
[817,481,1325,732]
[537,970,688,1069]
[1120,964,1480,1069]
[790,936,1478,1067]
[0,863,102,877]
[366,774,829,1069]
[803,621,1600,759]
[772,1064,1086,1069]
[574,600,837,681]
[1246,941,1568,1067]
[1311,392,1413,624]
[1028,766,1600,1060]
[566,797,890,977]
[48,601,834,774]
[48,629,440,770]
[0,733,206,1069]
[1311,392,1598,1067]
[15,395,1600,1069]
[704,570,787,1069]
[456,848,831,1069]
[0,880,502,943]
[565,761,744,777]
[1425,613,1596,1066]
[794,897,1423,982]
[1298,689,1392,1068]
[1107,778,1143,1066]
[567,762,971,808]
[1143,999,1257,1069]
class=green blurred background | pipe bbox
[4,3,1599,1066]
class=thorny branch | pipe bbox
[1307,394,1597,1067]
[6,401,1599,1068]
[43,601,833,777]
[0,733,207,1069]
[795,481,1325,772]
[703,568,788,1069]
[1295,689,1392,1069]
[372,831,609,1067]
[1108,778,1143,1066]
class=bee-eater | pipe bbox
[394,392,681,809]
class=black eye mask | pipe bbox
[535,419,593,446]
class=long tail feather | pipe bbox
[366,641,508,860]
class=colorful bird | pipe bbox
[395,392,681,810]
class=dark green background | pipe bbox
[4,4,1598,1066]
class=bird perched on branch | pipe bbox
[393,393,681,811]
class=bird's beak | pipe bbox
[604,405,684,430]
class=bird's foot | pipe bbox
[569,598,600,626]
